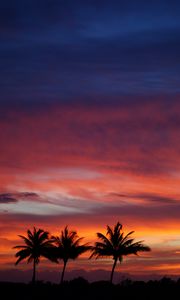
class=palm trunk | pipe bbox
[32,259,36,284]
[110,258,117,284]
[60,260,67,284]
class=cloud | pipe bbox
[0,100,179,181]
[109,192,179,205]
[0,198,180,227]
[93,203,180,223]
[0,187,103,216]
[134,194,179,205]
[0,192,39,204]
[0,194,17,203]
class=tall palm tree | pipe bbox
[90,222,151,283]
[13,227,56,284]
[52,226,90,284]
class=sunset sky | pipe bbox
[0,0,180,281]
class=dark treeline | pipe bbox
[1,277,180,300]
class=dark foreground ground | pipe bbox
[1,277,180,300]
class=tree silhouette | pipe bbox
[13,227,56,284]
[52,226,90,284]
[90,222,151,283]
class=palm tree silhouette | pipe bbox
[13,227,56,284]
[52,226,90,284]
[90,222,151,283]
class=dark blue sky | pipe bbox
[1,0,180,107]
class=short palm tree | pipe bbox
[52,226,90,284]
[90,222,151,283]
[13,227,56,284]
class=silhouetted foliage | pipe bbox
[0,277,180,300]
[90,222,151,283]
[13,227,57,284]
[51,226,91,283]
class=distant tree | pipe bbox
[90,222,151,283]
[13,227,56,284]
[52,226,90,284]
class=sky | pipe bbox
[0,0,180,282]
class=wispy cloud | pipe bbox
[0,192,38,204]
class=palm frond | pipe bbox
[121,238,135,247]
[90,222,151,263]
[53,226,90,262]
[121,231,134,244]
[15,249,31,265]
[72,237,84,247]
[96,233,113,248]
[13,245,29,249]
[18,235,33,247]
[14,227,56,266]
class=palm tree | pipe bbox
[52,226,90,284]
[13,227,56,284]
[90,222,151,283]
